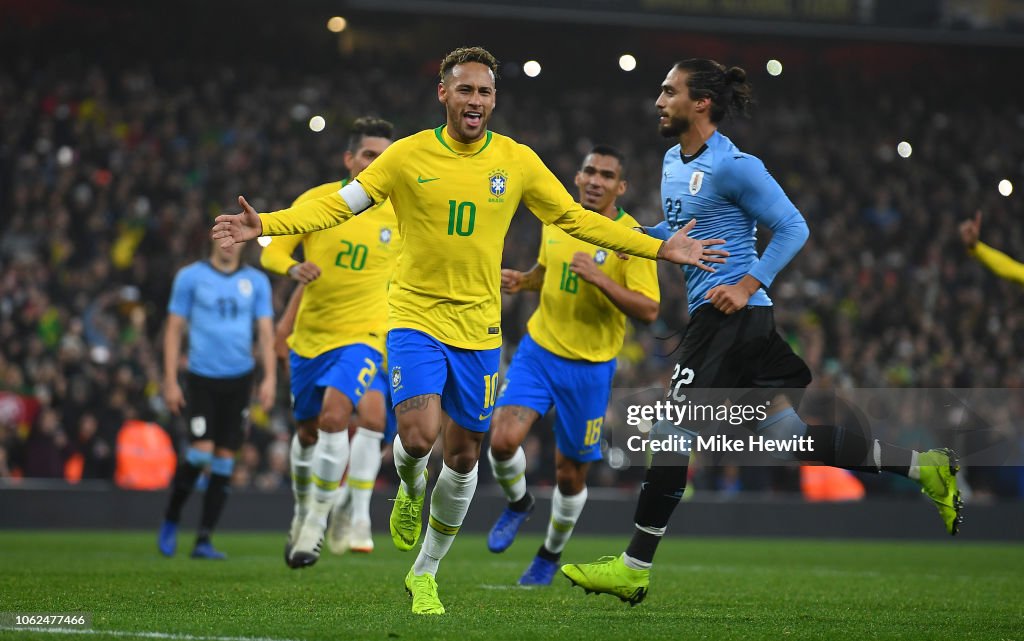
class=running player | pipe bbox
[561,59,964,606]
[259,117,400,567]
[213,47,727,614]
[487,145,660,586]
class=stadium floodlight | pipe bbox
[309,115,326,132]
[57,146,73,167]
[327,16,347,33]
[897,141,913,158]
[523,60,542,78]
[766,59,783,76]
[619,54,637,72]
[999,179,1013,197]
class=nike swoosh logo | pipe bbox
[417,176,440,183]
[547,239,560,244]
[478,412,493,421]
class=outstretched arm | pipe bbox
[518,145,726,268]
[213,182,372,247]
[958,210,1024,285]
[972,242,1024,286]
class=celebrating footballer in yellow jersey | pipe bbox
[529,208,659,362]
[213,46,727,616]
[259,117,401,570]
[251,125,673,350]
[486,146,660,586]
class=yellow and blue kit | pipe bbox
[259,127,663,430]
[260,180,401,421]
[498,209,661,460]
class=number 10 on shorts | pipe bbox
[482,373,499,410]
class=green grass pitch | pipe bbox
[0,531,1021,641]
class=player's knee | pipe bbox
[554,454,588,489]
[444,450,480,474]
[296,423,319,447]
[488,428,520,461]
[356,413,386,432]
[555,466,587,495]
[318,407,350,433]
[397,428,434,458]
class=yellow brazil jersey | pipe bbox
[259,126,664,350]
[259,180,401,357]
[528,208,660,363]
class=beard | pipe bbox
[659,115,689,138]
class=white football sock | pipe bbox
[310,429,349,521]
[393,434,428,498]
[544,486,588,555]
[347,427,384,522]
[290,433,315,519]
[488,446,527,503]
[413,463,478,576]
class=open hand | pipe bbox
[657,219,728,272]
[212,196,263,247]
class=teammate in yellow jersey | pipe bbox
[213,46,728,615]
[259,117,401,568]
[960,210,1024,285]
[486,145,660,586]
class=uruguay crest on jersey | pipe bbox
[689,171,704,195]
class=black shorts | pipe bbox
[667,305,812,407]
[186,372,253,451]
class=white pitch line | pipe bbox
[0,626,301,641]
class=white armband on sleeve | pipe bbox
[338,180,373,214]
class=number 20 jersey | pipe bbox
[261,181,401,358]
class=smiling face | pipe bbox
[438,61,496,143]
[574,153,627,215]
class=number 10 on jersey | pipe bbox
[447,200,476,236]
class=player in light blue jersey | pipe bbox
[158,239,275,560]
[562,58,964,604]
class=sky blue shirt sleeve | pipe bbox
[724,155,808,288]
[645,221,674,241]
[167,267,194,318]
[252,272,273,320]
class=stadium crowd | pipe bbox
[1,30,1022,497]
